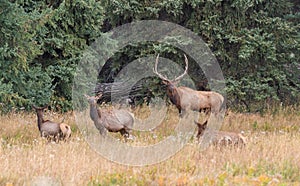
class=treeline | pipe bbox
[0,0,299,113]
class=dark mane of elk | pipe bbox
[166,83,181,110]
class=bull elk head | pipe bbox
[153,54,188,115]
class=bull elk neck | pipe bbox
[153,54,224,118]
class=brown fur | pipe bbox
[85,94,134,140]
[170,86,224,116]
[195,121,246,147]
[32,105,71,142]
[166,83,182,112]
[154,54,224,117]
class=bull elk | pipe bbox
[195,120,246,147]
[85,94,134,140]
[153,54,224,118]
[32,105,72,142]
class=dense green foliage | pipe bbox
[0,0,299,112]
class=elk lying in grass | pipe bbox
[32,105,72,142]
[153,54,224,118]
[85,94,134,140]
[195,120,246,147]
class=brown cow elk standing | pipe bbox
[85,94,134,140]
[32,105,71,142]
[153,54,224,119]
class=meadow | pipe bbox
[0,106,300,185]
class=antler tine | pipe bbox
[174,54,188,82]
[153,54,170,81]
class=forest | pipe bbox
[1,1,300,185]
[1,0,299,113]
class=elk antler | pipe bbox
[153,54,189,83]
[173,54,188,82]
[153,54,171,82]
[32,105,48,110]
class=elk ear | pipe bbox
[202,120,208,129]
[194,121,201,127]
[95,93,102,100]
[194,120,208,129]
[84,94,89,99]
[42,105,48,110]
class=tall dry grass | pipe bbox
[0,106,299,185]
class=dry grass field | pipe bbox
[0,105,300,185]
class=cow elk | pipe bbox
[32,105,72,142]
[153,54,224,119]
[195,120,246,147]
[85,94,134,140]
